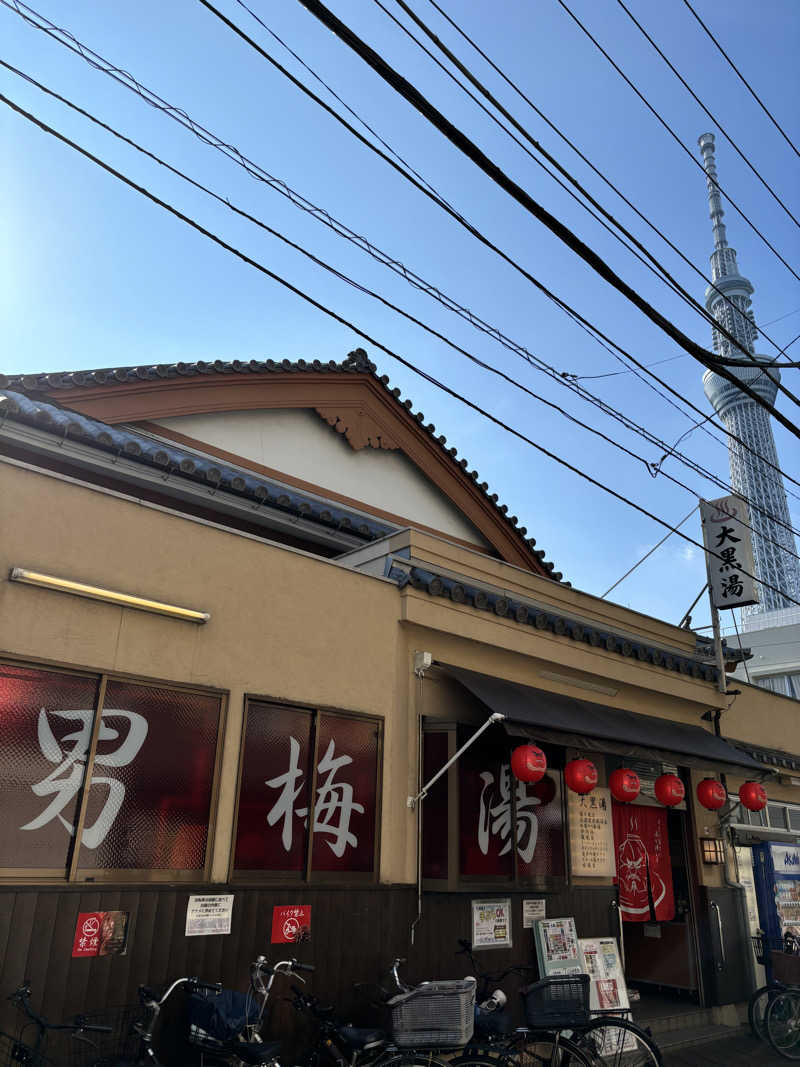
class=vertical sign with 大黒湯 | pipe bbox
[567,787,616,877]
[471,899,512,948]
[700,495,759,609]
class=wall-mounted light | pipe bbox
[701,837,725,865]
[9,567,209,624]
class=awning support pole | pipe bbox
[407,711,505,809]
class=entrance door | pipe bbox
[614,806,701,1004]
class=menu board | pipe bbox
[579,937,629,1012]
[534,917,581,976]
[567,787,616,878]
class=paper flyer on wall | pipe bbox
[534,917,581,976]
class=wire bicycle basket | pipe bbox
[521,974,592,1030]
[389,978,476,1047]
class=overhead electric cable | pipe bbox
[614,0,800,230]
[679,0,800,163]
[8,0,798,501]
[381,0,798,369]
[553,0,800,284]
[9,59,800,555]
[415,0,794,362]
[3,89,798,610]
[601,506,697,598]
[288,0,800,427]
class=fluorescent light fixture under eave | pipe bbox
[9,568,210,624]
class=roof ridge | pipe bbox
[0,348,564,582]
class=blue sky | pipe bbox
[2,0,798,630]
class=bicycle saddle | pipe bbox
[338,1027,387,1049]
[230,1038,283,1064]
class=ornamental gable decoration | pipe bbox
[700,495,759,610]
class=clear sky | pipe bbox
[2,0,798,632]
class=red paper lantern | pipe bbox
[565,758,598,795]
[654,773,685,807]
[739,781,768,812]
[696,778,726,811]
[609,768,641,803]
[510,743,547,784]
[531,774,557,807]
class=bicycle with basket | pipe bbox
[749,932,800,1060]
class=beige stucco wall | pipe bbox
[2,459,799,892]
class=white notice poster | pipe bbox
[185,894,234,937]
[471,899,512,949]
[522,899,546,928]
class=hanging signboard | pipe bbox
[567,787,616,878]
[534,917,581,976]
[471,899,512,949]
[700,495,759,609]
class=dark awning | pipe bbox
[444,664,765,773]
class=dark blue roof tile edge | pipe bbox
[0,349,565,582]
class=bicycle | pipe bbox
[766,985,800,1061]
[0,981,112,1066]
[450,939,662,1067]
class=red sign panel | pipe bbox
[271,905,311,944]
[612,803,675,922]
[71,910,129,957]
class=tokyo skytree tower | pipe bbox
[698,132,800,619]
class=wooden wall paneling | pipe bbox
[148,889,178,987]
[126,889,158,1002]
[24,891,61,1020]
[0,891,39,1030]
[39,891,76,1028]
[64,890,102,1020]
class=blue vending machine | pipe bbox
[753,842,800,946]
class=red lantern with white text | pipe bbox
[510,743,547,784]
[739,781,767,812]
[697,778,726,811]
[655,773,685,807]
[564,758,598,795]
[609,768,641,803]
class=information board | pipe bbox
[471,899,512,949]
[567,787,616,878]
[534,916,581,976]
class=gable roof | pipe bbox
[0,349,563,579]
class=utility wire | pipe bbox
[3,89,798,611]
[383,0,798,372]
[8,57,799,556]
[553,0,800,285]
[602,506,697,598]
[680,0,800,163]
[8,0,799,502]
[416,0,795,363]
[290,0,800,430]
[614,0,799,230]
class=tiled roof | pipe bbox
[0,389,393,543]
[390,562,721,684]
[0,349,564,581]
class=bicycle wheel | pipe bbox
[749,982,784,1041]
[766,988,800,1060]
[574,1018,662,1066]
[450,1047,517,1067]
[380,1053,456,1067]
[513,1033,595,1067]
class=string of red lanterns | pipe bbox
[510,746,768,812]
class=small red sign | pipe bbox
[71,910,130,958]
[72,912,103,957]
[271,905,311,944]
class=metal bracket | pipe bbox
[407,711,505,809]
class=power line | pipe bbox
[602,506,697,598]
[382,0,799,372]
[679,0,800,163]
[614,0,799,230]
[415,0,794,364]
[9,0,799,503]
[553,0,800,285]
[290,0,800,429]
[3,88,798,611]
[9,60,800,558]
[762,307,800,329]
